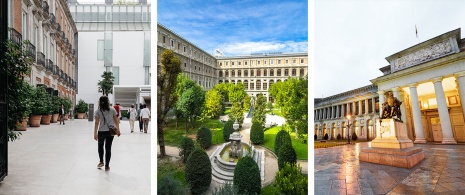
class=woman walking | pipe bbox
[94,96,120,171]
[128,105,137,133]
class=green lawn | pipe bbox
[262,183,279,194]
[267,108,283,117]
[163,118,225,147]
[157,158,187,186]
[224,107,231,115]
[263,126,308,160]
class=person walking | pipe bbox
[114,102,121,123]
[137,104,143,132]
[128,105,137,133]
[140,104,150,133]
[94,96,121,171]
[59,105,65,125]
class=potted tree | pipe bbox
[62,98,72,120]
[30,87,51,127]
[76,99,88,119]
[14,81,33,131]
[40,90,53,125]
[51,96,62,123]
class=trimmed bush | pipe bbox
[352,132,358,141]
[274,130,292,154]
[76,99,89,113]
[275,162,308,194]
[337,134,341,140]
[233,156,261,195]
[197,126,212,149]
[185,148,212,195]
[278,143,297,170]
[212,182,239,195]
[324,133,329,140]
[250,122,264,144]
[158,174,188,195]
[222,120,234,142]
[179,137,195,163]
[314,134,317,140]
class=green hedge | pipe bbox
[274,130,291,154]
[197,126,212,149]
[179,137,195,163]
[278,143,297,170]
[250,122,264,144]
[185,148,211,195]
[233,156,261,195]
[222,120,234,142]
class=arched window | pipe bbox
[244,70,248,76]
[277,69,281,76]
[250,81,255,90]
[225,80,229,83]
[257,69,261,76]
[238,70,241,77]
[232,70,235,77]
[284,69,289,76]
[292,69,296,76]
[256,80,261,90]
[244,80,249,90]
[219,71,223,77]
[263,82,267,90]
[225,70,229,77]
[270,69,274,76]
[232,80,235,85]
[300,68,304,76]
[263,69,267,76]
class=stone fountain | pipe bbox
[210,120,265,183]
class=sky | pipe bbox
[315,0,465,98]
[157,0,308,56]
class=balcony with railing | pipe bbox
[36,52,45,69]
[42,1,49,19]
[9,29,22,45]
[45,60,53,74]
[64,74,69,84]
[59,70,64,81]
[53,65,59,78]
[50,13,56,24]
[25,42,36,60]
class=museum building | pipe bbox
[157,23,308,101]
[315,28,465,144]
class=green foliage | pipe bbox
[97,71,115,96]
[267,101,273,111]
[228,83,247,125]
[185,148,212,195]
[278,143,297,170]
[250,122,264,144]
[176,74,205,131]
[264,126,308,160]
[275,163,308,194]
[76,99,89,113]
[196,126,212,149]
[179,137,195,163]
[274,130,292,154]
[51,96,62,114]
[337,134,341,140]
[269,77,308,137]
[243,94,251,112]
[31,87,52,115]
[222,120,234,142]
[60,97,72,114]
[158,174,188,195]
[233,156,261,195]
[352,132,358,141]
[203,89,223,119]
[324,133,329,140]
[212,182,239,195]
[252,93,267,125]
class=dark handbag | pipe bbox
[101,110,118,136]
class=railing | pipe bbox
[9,29,22,45]
[60,70,64,80]
[53,65,59,76]
[36,52,45,68]
[57,68,62,78]
[42,1,49,16]
[50,13,56,24]
[25,42,36,60]
[46,60,53,73]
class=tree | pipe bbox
[250,122,264,144]
[269,77,308,139]
[197,126,212,149]
[179,136,195,163]
[157,49,182,158]
[267,101,273,111]
[185,148,212,195]
[97,71,115,96]
[202,89,223,119]
[275,130,292,154]
[222,120,234,142]
[176,74,205,131]
[278,142,297,170]
[243,94,251,112]
[252,93,267,125]
[1,40,33,141]
[275,163,308,194]
[233,156,261,195]
[228,83,247,125]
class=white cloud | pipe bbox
[216,41,308,56]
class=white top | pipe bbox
[140,108,150,119]
[129,108,137,120]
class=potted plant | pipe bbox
[62,98,72,120]
[15,81,33,131]
[76,99,88,119]
[30,87,51,127]
[51,96,62,123]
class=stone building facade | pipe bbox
[316,28,465,144]
[157,23,308,100]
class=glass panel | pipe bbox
[112,66,119,85]
[104,32,113,66]
[97,40,104,60]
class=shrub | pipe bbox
[337,134,341,140]
[179,137,195,163]
[158,174,188,195]
[76,99,89,113]
[222,120,234,142]
[352,132,358,141]
[274,130,291,154]
[324,133,329,140]
[233,156,261,195]
[185,148,211,195]
[275,163,308,194]
[314,134,317,140]
[212,182,239,195]
[31,86,52,115]
[250,122,264,144]
[278,143,297,170]
[197,126,212,149]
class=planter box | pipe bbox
[51,113,59,123]
[29,115,42,127]
[16,118,28,131]
[77,113,86,119]
[64,114,69,120]
[41,114,52,125]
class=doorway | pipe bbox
[428,116,443,142]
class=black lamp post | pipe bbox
[346,115,352,144]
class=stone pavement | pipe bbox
[314,142,465,195]
[0,119,151,195]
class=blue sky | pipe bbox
[158,0,308,56]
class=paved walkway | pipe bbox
[315,142,465,195]
[0,119,151,195]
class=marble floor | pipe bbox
[315,142,465,195]
[0,119,151,195]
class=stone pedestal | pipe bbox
[360,119,425,168]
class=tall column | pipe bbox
[332,106,336,119]
[377,91,385,117]
[358,100,363,115]
[408,83,426,143]
[341,104,345,118]
[432,77,457,144]
[336,105,340,118]
[454,71,465,119]
[372,97,376,113]
[346,103,350,116]
[319,109,323,120]
[323,108,326,119]
[352,102,356,116]
[365,99,369,114]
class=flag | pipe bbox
[415,25,418,38]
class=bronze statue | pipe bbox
[381,92,403,122]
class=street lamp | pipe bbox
[346,115,352,144]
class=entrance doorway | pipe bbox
[429,116,443,142]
